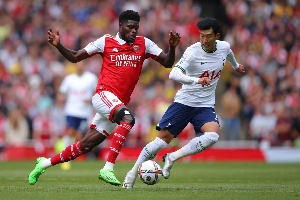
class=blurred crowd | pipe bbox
[0,0,299,152]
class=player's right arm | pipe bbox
[48,28,90,63]
[170,67,210,87]
[169,49,210,87]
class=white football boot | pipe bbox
[122,170,137,189]
[162,153,174,179]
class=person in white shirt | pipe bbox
[58,61,97,169]
[122,17,245,188]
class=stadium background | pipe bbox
[0,0,299,162]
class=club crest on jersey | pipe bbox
[112,99,118,102]
[133,45,139,53]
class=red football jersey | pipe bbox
[84,34,162,105]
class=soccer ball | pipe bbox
[138,160,163,185]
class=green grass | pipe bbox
[0,160,299,200]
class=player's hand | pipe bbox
[169,31,181,48]
[48,28,60,46]
[236,64,245,74]
[198,77,210,87]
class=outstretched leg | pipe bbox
[122,130,173,188]
[28,128,106,185]
[162,121,220,179]
[162,132,219,179]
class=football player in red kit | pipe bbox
[28,10,181,186]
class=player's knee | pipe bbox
[116,108,135,126]
[205,132,219,144]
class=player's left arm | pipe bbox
[226,49,245,74]
[156,31,181,68]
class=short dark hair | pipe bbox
[197,17,221,35]
[119,10,140,24]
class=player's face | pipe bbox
[119,20,139,43]
[200,28,220,52]
[76,62,85,75]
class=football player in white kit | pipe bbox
[122,17,245,188]
[58,61,98,169]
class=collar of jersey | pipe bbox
[201,42,217,53]
[116,33,133,45]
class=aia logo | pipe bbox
[200,70,222,80]
[112,99,118,102]
[133,45,139,53]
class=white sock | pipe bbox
[130,137,168,176]
[42,158,52,169]
[102,161,114,170]
[169,132,219,161]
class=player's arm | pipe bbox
[48,28,90,63]
[169,66,210,87]
[156,31,181,68]
[226,49,245,74]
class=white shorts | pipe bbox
[90,91,124,137]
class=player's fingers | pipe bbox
[56,28,59,36]
[201,79,205,87]
[48,28,53,35]
[205,78,210,86]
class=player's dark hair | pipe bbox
[119,10,140,24]
[197,17,221,35]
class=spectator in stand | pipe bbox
[5,107,30,146]
[249,105,277,147]
[221,81,242,140]
[291,104,300,147]
[274,104,293,146]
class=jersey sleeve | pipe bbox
[144,37,163,60]
[226,49,239,70]
[174,47,194,72]
[169,67,199,85]
[84,35,106,55]
[169,48,199,85]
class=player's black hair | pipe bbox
[119,10,140,24]
[197,17,221,35]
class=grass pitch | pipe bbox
[0,160,299,200]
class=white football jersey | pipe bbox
[170,40,239,107]
[60,71,98,118]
